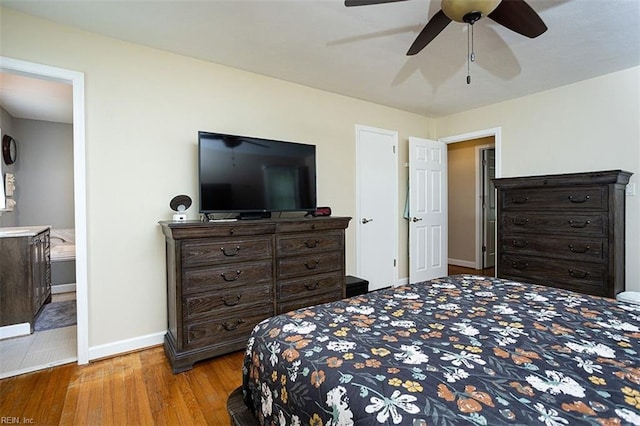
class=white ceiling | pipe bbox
[1,0,639,121]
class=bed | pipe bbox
[231,275,640,425]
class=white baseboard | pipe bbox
[88,331,165,361]
[52,283,76,294]
[0,323,30,340]
[448,258,477,269]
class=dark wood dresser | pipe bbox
[493,170,632,298]
[160,216,350,373]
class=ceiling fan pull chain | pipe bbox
[466,24,472,84]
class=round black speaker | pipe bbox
[169,194,192,212]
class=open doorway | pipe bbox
[441,129,501,276]
[0,57,88,377]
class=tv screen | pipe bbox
[198,131,317,215]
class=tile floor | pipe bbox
[0,292,77,379]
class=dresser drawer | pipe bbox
[277,291,343,315]
[499,255,606,294]
[276,231,343,256]
[501,186,607,211]
[277,271,343,302]
[276,218,350,233]
[277,251,343,280]
[181,237,272,267]
[184,282,273,320]
[183,260,272,294]
[501,212,607,237]
[501,234,606,262]
[184,307,272,349]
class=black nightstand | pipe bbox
[346,275,369,297]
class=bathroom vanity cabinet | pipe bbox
[0,226,52,332]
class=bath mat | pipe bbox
[35,300,76,331]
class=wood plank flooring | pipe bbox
[0,266,494,425]
[0,346,244,425]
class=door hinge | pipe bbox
[482,245,487,252]
[394,259,397,267]
[392,145,396,154]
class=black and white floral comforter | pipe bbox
[241,275,640,425]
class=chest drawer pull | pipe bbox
[222,294,242,306]
[220,246,241,256]
[304,260,320,270]
[511,260,528,270]
[305,239,320,249]
[568,220,591,228]
[222,319,246,331]
[568,195,590,203]
[512,217,530,226]
[305,281,320,290]
[568,244,590,254]
[568,269,590,279]
[220,270,242,281]
[511,239,528,248]
[512,196,529,204]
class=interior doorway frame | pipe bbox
[0,56,89,364]
[440,127,502,273]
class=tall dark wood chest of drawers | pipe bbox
[493,170,632,298]
[160,216,350,373]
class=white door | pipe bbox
[409,137,447,283]
[481,147,496,268]
[356,125,398,291]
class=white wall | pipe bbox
[436,66,640,291]
[0,8,432,350]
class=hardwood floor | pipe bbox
[1,266,494,424]
[0,346,244,425]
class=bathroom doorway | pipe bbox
[0,57,88,377]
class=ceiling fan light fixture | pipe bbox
[441,0,501,23]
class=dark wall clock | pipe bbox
[2,135,17,165]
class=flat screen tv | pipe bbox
[198,131,317,217]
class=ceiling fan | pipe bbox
[345,0,547,56]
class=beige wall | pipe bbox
[1,8,432,349]
[447,137,493,266]
[436,66,640,291]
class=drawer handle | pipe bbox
[220,245,241,256]
[222,294,242,306]
[305,281,320,290]
[512,217,530,226]
[220,270,242,281]
[512,196,529,204]
[568,244,590,254]
[304,260,320,270]
[568,195,590,204]
[229,228,235,235]
[511,239,528,248]
[511,260,528,270]
[305,239,320,249]
[568,269,590,279]
[222,319,246,331]
[568,220,591,228]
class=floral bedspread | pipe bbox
[241,275,640,425]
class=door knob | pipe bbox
[361,218,374,224]
[411,217,423,222]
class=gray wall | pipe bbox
[0,109,74,228]
[0,107,17,227]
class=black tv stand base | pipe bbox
[238,212,271,220]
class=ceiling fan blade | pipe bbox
[407,10,451,56]
[488,0,547,38]
[345,0,410,6]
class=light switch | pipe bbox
[626,183,636,196]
